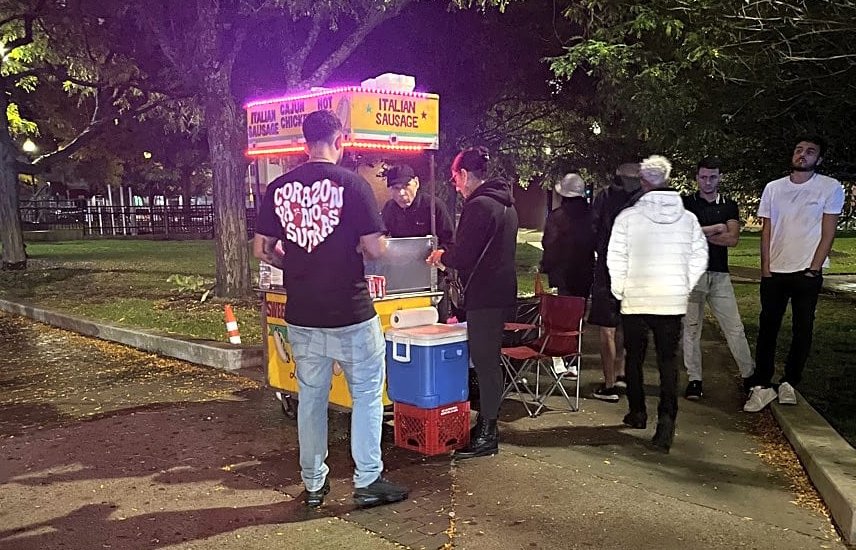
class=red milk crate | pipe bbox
[393,401,471,456]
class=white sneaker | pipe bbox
[743,386,777,412]
[777,382,797,405]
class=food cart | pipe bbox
[244,78,443,417]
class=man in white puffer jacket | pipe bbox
[607,154,708,453]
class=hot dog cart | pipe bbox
[245,78,443,416]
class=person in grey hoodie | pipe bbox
[607,154,708,452]
[427,146,518,459]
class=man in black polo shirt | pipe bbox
[380,164,454,248]
[681,157,755,400]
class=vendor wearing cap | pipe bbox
[381,164,454,249]
[540,173,596,298]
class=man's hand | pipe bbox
[253,234,285,270]
[359,233,388,260]
[426,249,446,271]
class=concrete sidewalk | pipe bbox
[0,311,846,549]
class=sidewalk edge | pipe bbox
[772,393,856,544]
[0,298,263,372]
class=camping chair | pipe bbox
[501,294,585,417]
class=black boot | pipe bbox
[651,416,675,453]
[454,416,498,460]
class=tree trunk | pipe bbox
[0,99,27,270]
[204,72,251,298]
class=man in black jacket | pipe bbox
[541,173,595,298]
[382,163,455,319]
[589,163,641,402]
[381,164,454,248]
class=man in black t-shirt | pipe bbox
[680,157,755,400]
[254,110,408,509]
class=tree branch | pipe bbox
[27,95,173,171]
[285,13,323,88]
[4,14,35,52]
[220,21,248,77]
[297,0,415,89]
[135,6,183,71]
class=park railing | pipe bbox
[20,203,258,238]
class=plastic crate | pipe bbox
[393,401,471,456]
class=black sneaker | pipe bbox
[353,476,409,508]
[684,380,703,401]
[592,384,620,402]
[304,477,330,508]
[614,376,628,390]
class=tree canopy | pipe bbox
[549,0,856,185]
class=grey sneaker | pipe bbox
[353,476,409,508]
[743,386,777,412]
[777,382,797,405]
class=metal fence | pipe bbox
[20,202,258,238]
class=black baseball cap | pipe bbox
[385,164,417,187]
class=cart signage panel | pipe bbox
[246,86,439,156]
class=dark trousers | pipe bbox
[622,314,683,421]
[467,307,507,421]
[752,272,823,387]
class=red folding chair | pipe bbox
[501,294,585,416]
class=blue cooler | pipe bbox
[385,324,469,408]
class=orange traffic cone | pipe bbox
[224,305,241,344]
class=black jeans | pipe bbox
[467,307,508,421]
[752,272,823,387]
[622,314,683,421]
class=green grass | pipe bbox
[0,240,262,344]
[730,233,856,274]
[515,242,542,295]
[732,281,856,447]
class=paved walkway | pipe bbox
[0,311,844,549]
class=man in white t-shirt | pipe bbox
[744,136,845,413]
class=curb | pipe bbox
[0,299,264,372]
[772,392,856,544]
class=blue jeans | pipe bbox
[288,316,385,491]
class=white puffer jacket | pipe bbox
[607,190,708,315]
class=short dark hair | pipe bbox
[794,135,827,158]
[302,110,342,145]
[452,146,491,180]
[697,156,722,172]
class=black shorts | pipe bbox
[588,284,621,328]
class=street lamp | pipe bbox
[22,139,38,153]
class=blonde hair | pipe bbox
[639,155,672,187]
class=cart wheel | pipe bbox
[281,395,298,420]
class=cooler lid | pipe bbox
[385,323,468,345]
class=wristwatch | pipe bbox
[805,268,822,277]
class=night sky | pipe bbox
[233,2,569,159]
